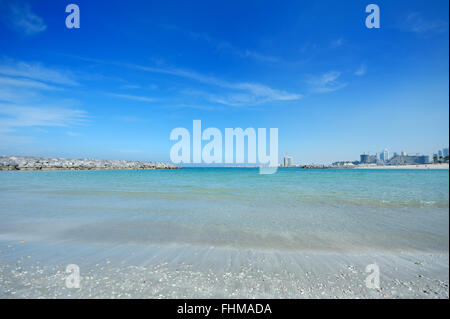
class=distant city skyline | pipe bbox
[326,146,450,167]
[0,0,448,164]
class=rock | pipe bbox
[0,156,179,171]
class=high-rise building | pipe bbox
[360,154,377,164]
[389,155,429,165]
[360,154,370,164]
[380,149,389,162]
[438,150,443,158]
[401,151,407,156]
[443,148,449,157]
[283,156,294,167]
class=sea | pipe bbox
[0,168,448,252]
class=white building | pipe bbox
[380,149,389,162]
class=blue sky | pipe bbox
[0,0,448,164]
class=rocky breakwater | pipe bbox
[0,156,179,171]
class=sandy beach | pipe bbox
[354,163,449,169]
[0,239,448,299]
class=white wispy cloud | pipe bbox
[237,50,279,63]
[0,58,87,134]
[165,104,217,111]
[403,12,448,35]
[121,84,141,89]
[354,64,367,76]
[234,83,301,101]
[126,62,302,106]
[4,1,47,35]
[0,58,82,107]
[107,93,157,103]
[213,83,302,106]
[0,59,79,86]
[330,38,344,48]
[0,86,39,103]
[0,104,87,133]
[0,60,79,107]
[308,71,347,93]
[0,76,58,91]
[68,55,302,106]
[66,131,82,137]
[161,24,280,63]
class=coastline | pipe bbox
[353,163,449,170]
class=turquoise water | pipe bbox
[0,168,448,252]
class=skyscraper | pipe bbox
[380,149,389,162]
[283,156,294,167]
[288,157,293,167]
[443,148,449,157]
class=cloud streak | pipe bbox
[0,58,87,134]
[0,76,58,91]
[0,104,87,133]
[107,93,157,103]
[330,38,344,48]
[161,24,280,64]
[354,64,367,76]
[2,1,47,35]
[308,71,347,94]
[0,59,81,105]
[125,62,302,106]
[73,55,302,106]
[0,59,79,86]
[403,12,448,35]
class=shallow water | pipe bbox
[0,168,448,253]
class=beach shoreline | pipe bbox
[353,163,449,170]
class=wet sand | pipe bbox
[0,239,448,299]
